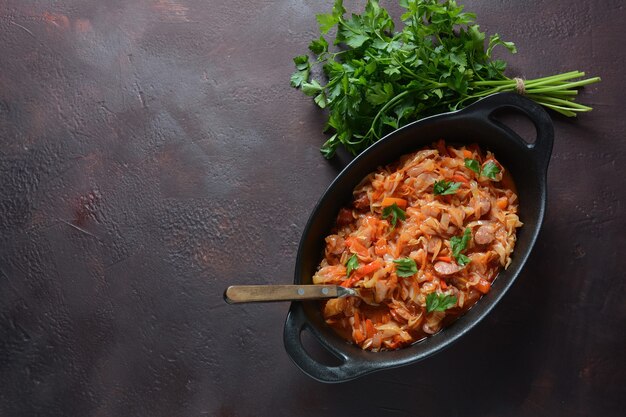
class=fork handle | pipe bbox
[224,284,340,304]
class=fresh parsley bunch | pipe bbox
[291,0,600,158]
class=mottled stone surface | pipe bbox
[0,1,624,416]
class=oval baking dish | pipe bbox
[283,92,554,383]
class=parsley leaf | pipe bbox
[393,258,418,277]
[290,55,310,88]
[346,254,359,277]
[433,180,462,196]
[426,292,458,313]
[308,36,328,55]
[456,253,471,267]
[450,228,472,266]
[464,158,481,175]
[320,134,339,158]
[293,54,309,71]
[316,14,338,34]
[301,80,323,96]
[465,158,501,180]
[366,83,395,106]
[481,160,501,180]
[316,0,347,34]
[382,203,406,229]
[486,34,517,58]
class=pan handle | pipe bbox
[465,92,554,170]
[283,305,370,383]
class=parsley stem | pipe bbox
[532,90,578,96]
[471,80,513,85]
[527,99,583,115]
[526,95,592,110]
[472,71,586,86]
[465,74,599,105]
[522,72,588,87]
[367,89,417,139]
[527,100,577,117]
[525,77,601,94]
[337,17,360,35]
[394,58,420,79]
[326,50,350,60]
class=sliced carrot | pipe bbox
[353,329,365,343]
[353,311,361,328]
[463,149,473,158]
[355,260,382,277]
[452,174,469,184]
[365,319,376,338]
[496,197,508,210]
[436,256,452,263]
[381,197,407,209]
[476,278,491,294]
[340,275,359,288]
[440,280,448,290]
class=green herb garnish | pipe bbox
[464,158,481,175]
[456,253,471,266]
[433,180,462,196]
[292,0,600,158]
[426,292,458,313]
[465,158,501,180]
[382,203,406,229]
[481,160,501,179]
[289,55,310,88]
[450,227,472,266]
[346,254,359,277]
[393,258,418,277]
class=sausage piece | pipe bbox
[474,225,495,245]
[434,261,462,276]
[336,208,354,227]
[353,193,370,210]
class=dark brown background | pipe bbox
[0,0,624,416]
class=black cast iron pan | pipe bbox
[283,92,554,383]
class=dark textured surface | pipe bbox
[0,0,623,416]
